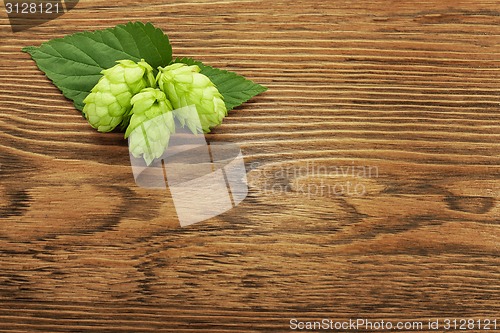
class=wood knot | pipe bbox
[445,196,496,215]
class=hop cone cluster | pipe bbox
[83,59,228,164]
[83,59,155,132]
[158,63,227,133]
[125,88,175,165]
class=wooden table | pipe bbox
[0,0,499,332]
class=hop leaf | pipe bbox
[126,88,175,165]
[83,59,156,132]
[157,63,227,133]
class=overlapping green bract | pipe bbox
[126,88,175,165]
[157,63,227,133]
[82,59,155,132]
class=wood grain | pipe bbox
[0,0,499,331]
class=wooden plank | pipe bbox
[0,0,498,331]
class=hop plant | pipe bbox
[125,88,175,165]
[157,63,227,133]
[83,59,156,132]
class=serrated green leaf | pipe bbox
[23,22,172,111]
[175,57,267,111]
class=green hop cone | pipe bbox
[157,63,227,133]
[125,88,175,165]
[83,59,156,132]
